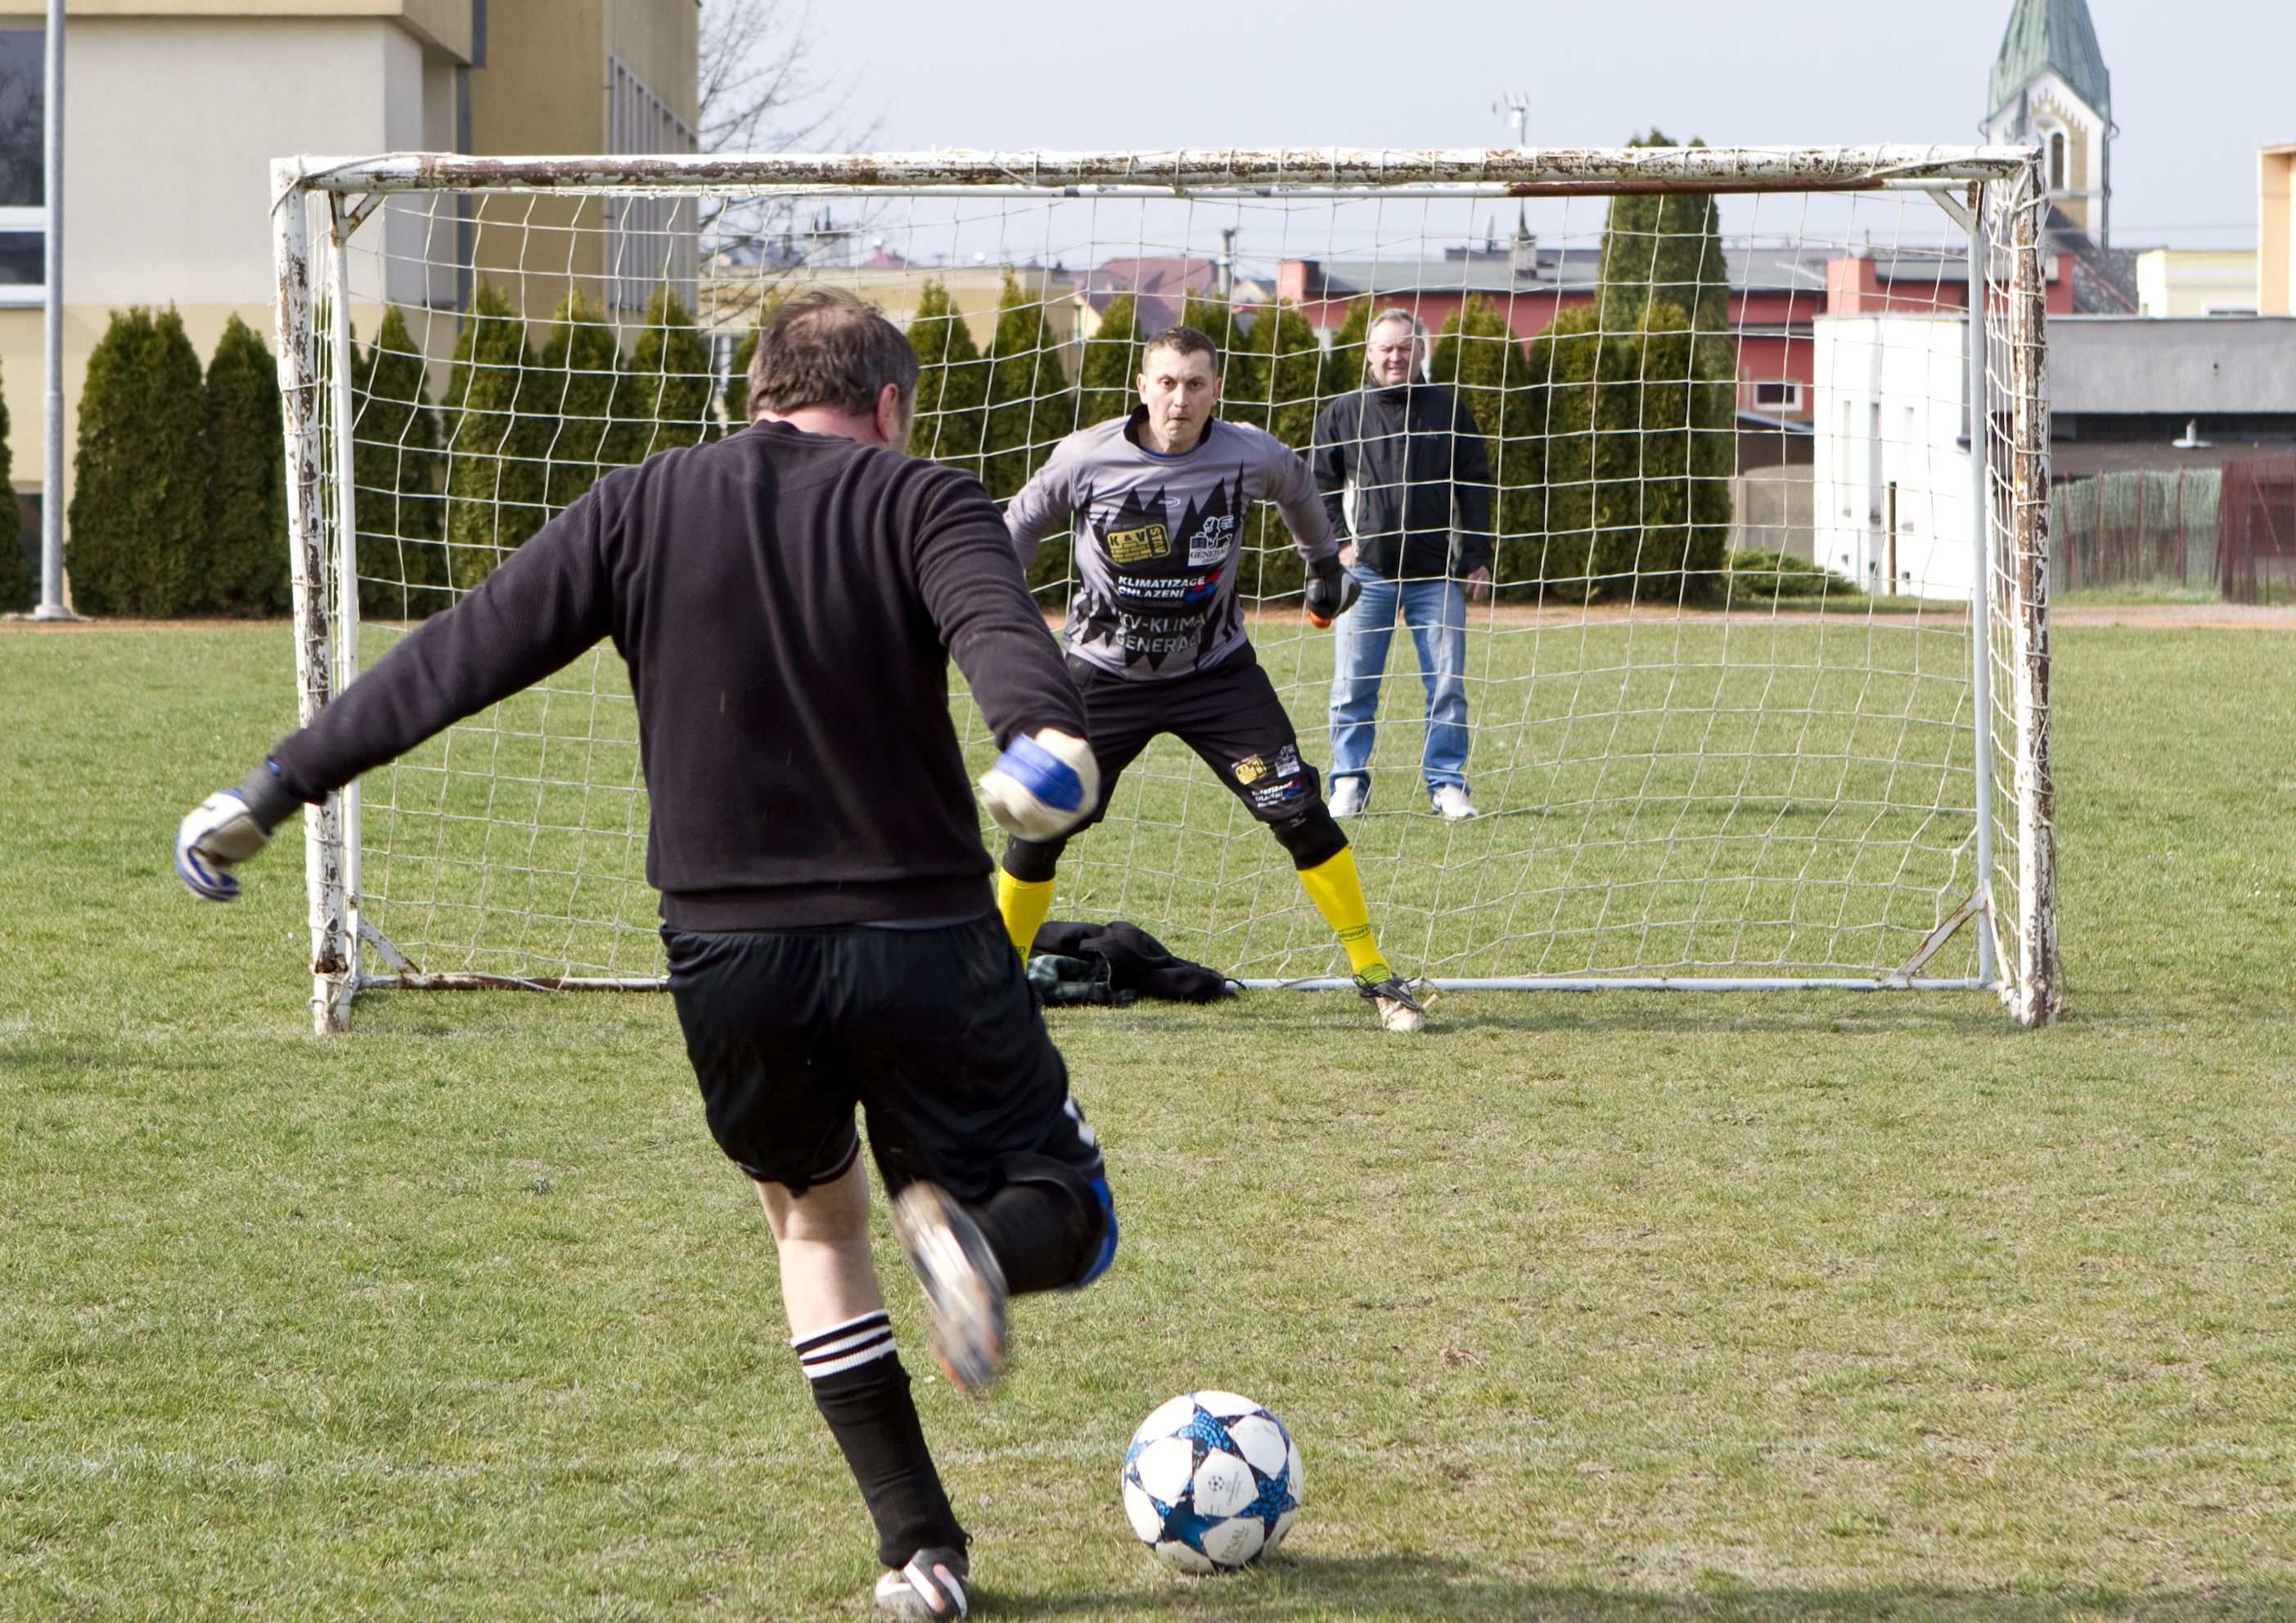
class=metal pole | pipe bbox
[2008,166,2060,1027]
[33,0,69,618]
[1965,183,1999,991]
[272,162,353,1034]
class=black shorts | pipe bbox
[1072,645,1322,828]
[664,914,1106,1202]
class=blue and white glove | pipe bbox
[977,728,1099,842]
[175,766,299,901]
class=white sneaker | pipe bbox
[1430,785,1479,820]
[1328,776,1369,819]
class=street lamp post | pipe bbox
[34,0,70,619]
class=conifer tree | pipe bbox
[200,314,290,616]
[1075,292,1143,429]
[352,306,448,619]
[1517,298,1731,601]
[0,360,27,614]
[1233,300,1324,601]
[907,280,985,473]
[1241,299,1321,449]
[535,287,623,510]
[67,306,207,617]
[443,285,547,592]
[1598,130,1734,371]
[611,286,714,464]
[1317,298,1371,407]
[980,270,1074,501]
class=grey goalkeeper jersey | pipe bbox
[1006,408,1339,680]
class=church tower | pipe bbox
[1982,0,2113,242]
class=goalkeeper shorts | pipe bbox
[663,913,1107,1205]
[1068,644,1325,828]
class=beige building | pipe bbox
[5,0,696,568]
[2264,145,2296,317]
[2135,249,2259,317]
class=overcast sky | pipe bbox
[796,0,2288,252]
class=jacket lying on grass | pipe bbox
[257,423,1086,931]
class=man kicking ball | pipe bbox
[175,290,1114,1620]
[999,324,1425,1032]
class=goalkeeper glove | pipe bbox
[174,764,299,901]
[978,728,1099,841]
[1305,555,1361,629]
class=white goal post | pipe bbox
[270,146,2060,1034]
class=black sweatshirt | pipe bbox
[1309,383,1495,582]
[263,421,1086,930]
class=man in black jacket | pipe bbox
[1310,307,1495,821]
[173,290,1112,1621]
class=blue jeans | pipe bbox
[1327,568,1470,793]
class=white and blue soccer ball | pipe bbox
[1121,1391,1302,1574]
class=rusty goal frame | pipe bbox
[270,146,2060,1034]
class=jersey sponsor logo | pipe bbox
[1231,753,1269,785]
[1186,514,1236,566]
[1249,776,1308,812]
[1116,571,1218,606]
[1106,522,1171,565]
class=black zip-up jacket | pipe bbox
[262,422,1086,931]
[1310,383,1495,582]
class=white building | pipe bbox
[1810,315,1978,601]
[1982,0,2113,243]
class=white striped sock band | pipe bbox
[792,1310,895,1380]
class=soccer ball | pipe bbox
[1120,1391,1302,1574]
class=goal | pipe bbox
[270,146,2059,1033]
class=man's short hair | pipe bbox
[1141,324,1221,374]
[747,288,920,420]
[1367,308,1423,341]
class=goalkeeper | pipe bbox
[1000,325,1425,1033]
[175,290,1114,1622]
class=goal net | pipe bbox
[271,147,2059,1033]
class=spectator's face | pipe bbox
[1136,346,1222,453]
[1366,321,1419,386]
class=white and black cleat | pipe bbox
[889,1181,1009,1396]
[1356,973,1428,1033]
[876,1547,970,1619]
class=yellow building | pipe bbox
[2135,249,2259,317]
[4,0,695,587]
[2264,145,2296,317]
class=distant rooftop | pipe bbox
[1292,242,1970,299]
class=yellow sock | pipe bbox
[1296,846,1390,982]
[996,867,1056,960]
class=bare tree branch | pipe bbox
[698,0,880,157]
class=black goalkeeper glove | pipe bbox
[1304,555,1361,629]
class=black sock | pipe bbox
[974,1178,1097,1295]
[795,1311,967,1567]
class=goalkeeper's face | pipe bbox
[1135,348,1222,455]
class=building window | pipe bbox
[0,30,42,307]
[606,56,697,311]
[1753,380,1802,411]
[2047,131,2067,192]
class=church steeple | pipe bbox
[1983,0,2114,243]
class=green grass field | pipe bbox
[3,621,2293,1621]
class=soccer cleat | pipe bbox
[889,1181,1009,1396]
[876,1548,970,1619]
[1429,784,1479,821]
[1328,777,1369,820]
[1356,973,1427,1033]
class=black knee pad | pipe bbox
[1001,834,1067,883]
[1271,807,1348,871]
